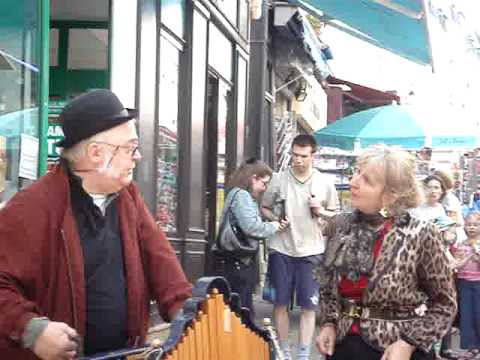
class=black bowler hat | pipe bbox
[56,89,137,149]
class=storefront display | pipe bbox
[214,83,229,233]
[274,112,296,172]
[460,151,480,204]
[156,34,180,233]
[0,0,43,202]
[156,127,178,233]
[118,0,249,280]
[46,102,65,171]
[314,150,355,211]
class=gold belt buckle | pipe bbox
[348,304,361,318]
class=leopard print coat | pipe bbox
[318,212,457,353]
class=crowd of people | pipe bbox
[221,139,480,360]
[0,89,479,360]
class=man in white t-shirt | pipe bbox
[261,134,338,360]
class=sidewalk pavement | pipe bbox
[252,293,325,360]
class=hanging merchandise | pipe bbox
[314,147,355,211]
[460,151,480,207]
[156,126,178,233]
[274,112,296,171]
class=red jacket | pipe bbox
[0,165,192,359]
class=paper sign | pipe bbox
[19,134,39,180]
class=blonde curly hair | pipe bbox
[355,144,422,216]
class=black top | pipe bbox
[68,170,128,355]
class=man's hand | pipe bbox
[33,322,79,360]
[380,339,415,360]
[308,195,323,212]
[315,324,336,356]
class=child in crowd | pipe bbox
[449,213,480,360]
[435,215,459,262]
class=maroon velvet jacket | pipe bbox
[0,165,192,359]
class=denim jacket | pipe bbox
[222,187,278,239]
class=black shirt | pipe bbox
[68,170,128,355]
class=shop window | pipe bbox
[156,33,181,233]
[110,0,138,109]
[0,0,41,206]
[215,81,232,232]
[67,28,108,70]
[49,29,59,67]
[50,23,109,100]
[189,8,208,229]
[161,0,185,39]
[214,0,238,26]
[236,55,248,164]
[208,24,233,81]
[238,0,249,39]
[266,61,273,93]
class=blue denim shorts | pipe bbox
[266,251,320,310]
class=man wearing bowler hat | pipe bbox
[0,89,192,359]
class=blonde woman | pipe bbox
[315,144,456,360]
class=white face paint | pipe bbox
[96,156,112,174]
[92,121,141,193]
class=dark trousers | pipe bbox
[223,259,256,315]
[440,328,452,353]
[329,335,435,360]
[441,279,460,353]
[458,279,480,349]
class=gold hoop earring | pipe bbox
[379,207,390,218]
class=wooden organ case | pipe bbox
[83,277,276,360]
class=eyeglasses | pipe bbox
[93,141,140,157]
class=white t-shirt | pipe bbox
[262,168,339,257]
[409,203,446,222]
[442,191,464,226]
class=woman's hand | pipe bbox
[315,324,336,356]
[272,219,289,232]
[278,219,289,231]
[380,339,415,360]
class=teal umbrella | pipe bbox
[314,105,478,151]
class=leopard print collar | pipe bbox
[320,210,411,284]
